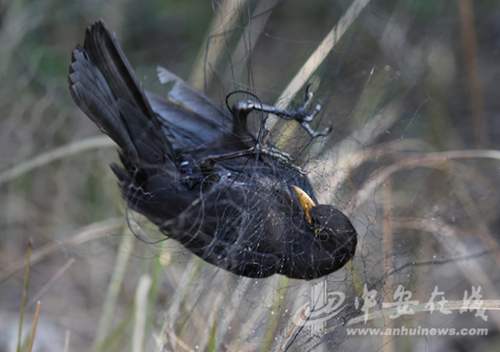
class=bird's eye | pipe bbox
[314,227,328,241]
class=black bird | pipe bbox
[68,21,357,280]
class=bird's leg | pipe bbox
[200,147,290,165]
[231,100,269,153]
[232,84,332,140]
[198,147,305,175]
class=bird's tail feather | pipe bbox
[68,20,174,167]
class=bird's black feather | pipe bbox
[68,21,357,280]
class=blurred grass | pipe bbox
[16,243,31,352]
[1,0,500,351]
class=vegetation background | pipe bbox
[1,0,500,351]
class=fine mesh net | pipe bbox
[120,2,500,351]
[1,1,499,351]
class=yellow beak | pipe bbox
[291,186,316,225]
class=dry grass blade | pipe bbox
[189,0,248,90]
[94,230,133,349]
[269,4,375,330]
[262,276,289,351]
[197,280,228,352]
[0,136,113,186]
[277,304,311,352]
[382,181,394,352]
[349,149,500,212]
[63,330,71,352]
[29,258,75,307]
[308,103,402,204]
[393,217,500,327]
[16,242,32,352]
[2,1,499,351]
[26,301,41,352]
[158,330,194,352]
[451,173,500,266]
[0,0,48,74]
[0,218,123,283]
[268,0,373,137]
[224,0,279,83]
[231,277,279,342]
[133,275,152,352]
[215,278,253,350]
[162,258,200,334]
[458,0,486,145]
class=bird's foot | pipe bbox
[231,84,332,139]
[286,84,332,139]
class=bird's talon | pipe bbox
[304,83,313,100]
[316,126,332,137]
[303,86,314,110]
[302,114,314,123]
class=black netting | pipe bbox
[1,1,499,351]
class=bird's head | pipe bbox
[291,185,357,256]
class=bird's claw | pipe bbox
[301,103,321,122]
[229,84,332,141]
[291,84,331,139]
[303,83,315,110]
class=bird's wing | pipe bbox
[145,66,234,150]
